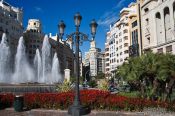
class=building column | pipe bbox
[169,4,175,40]
[64,69,71,82]
[160,10,166,43]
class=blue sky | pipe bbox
[6,0,134,57]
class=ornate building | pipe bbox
[23,19,44,63]
[140,0,175,54]
[84,40,105,77]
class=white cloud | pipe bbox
[34,6,43,12]
[116,0,127,8]
[97,0,128,27]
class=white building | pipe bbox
[84,40,105,77]
[140,0,175,54]
[23,19,44,62]
[105,4,137,78]
[27,19,42,33]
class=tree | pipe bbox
[117,52,175,101]
[95,72,105,80]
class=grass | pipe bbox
[118,91,141,98]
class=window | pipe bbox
[34,23,36,25]
[6,21,8,25]
[147,37,150,44]
[119,45,122,49]
[124,43,128,47]
[116,35,118,38]
[5,29,8,34]
[124,50,129,54]
[120,52,122,55]
[29,50,32,54]
[33,45,36,48]
[0,27,3,31]
[132,21,137,28]
[123,29,128,33]
[119,39,122,42]
[166,45,172,53]
[146,18,149,25]
[132,29,138,45]
[144,8,149,13]
[124,36,128,40]
[157,48,163,54]
[116,47,118,51]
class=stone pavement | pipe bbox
[0,108,146,116]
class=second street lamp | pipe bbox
[58,12,98,116]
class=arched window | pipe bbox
[155,12,163,44]
[164,7,171,41]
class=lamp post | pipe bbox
[58,12,98,116]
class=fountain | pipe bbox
[34,49,42,83]
[41,35,52,83]
[51,53,62,84]
[13,37,35,83]
[0,33,63,93]
[0,33,11,83]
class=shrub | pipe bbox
[1,90,175,111]
[0,94,14,109]
[56,80,72,92]
[97,79,109,91]
[88,80,97,88]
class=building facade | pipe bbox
[0,0,23,61]
[84,40,105,77]
[23,19,44,63]
[128,2,142,57]
[49,34,74,75]
[105,3,137,78]
[140,0,175,54]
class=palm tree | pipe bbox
[117,52,175,101]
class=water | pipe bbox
[51,53,63,84]
[34,49,42,83]
[13,37,34,83]
[0,33,63,84]
[42,35,52,83]
[0,33,11,83]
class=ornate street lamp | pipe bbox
[58,12,98,116]
[58,20,66,40]
[90,19,98,40]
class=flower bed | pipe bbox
[0,90,175,111]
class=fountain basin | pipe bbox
[0,83,57,93]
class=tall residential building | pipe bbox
[84,40,105,77]
[0,0,23,59]
[23,19,44,63]
[105,3,137,78]
[128,2,142,57]
[140,0,175,54]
